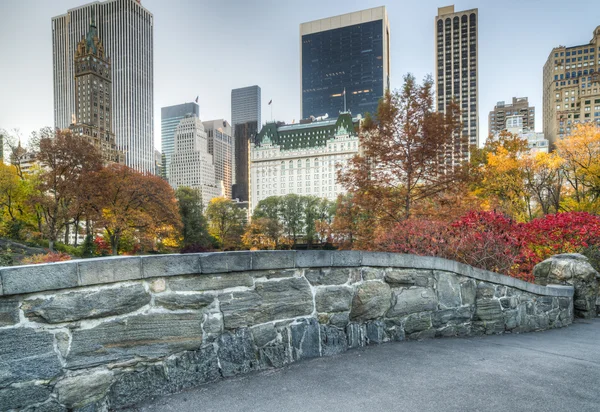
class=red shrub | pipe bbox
[22,252,72,265]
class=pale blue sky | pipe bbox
[0,0,598,149]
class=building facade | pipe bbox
[231,85,261,189]
[232,121,258,202]
[435,5,478,163]
[168,116,221,207]
[250,113,361,212]
[161,102,200,179]
[69,17,124,164]
[504,116,549,154]
[489,97,535,135]
[300,7,390,119]
[203,120,233,199]
[543,26,600,147]
[52,0,154,173]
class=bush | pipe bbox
[22,252,72,265]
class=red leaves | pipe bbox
[375,211,600,283]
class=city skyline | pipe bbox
[0,0,599,150]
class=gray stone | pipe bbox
[108,363,169,409]
[385,269,433,287]
[320,325,348,356]
[366,320,386,344]
[460,279,477,306]
[290,318,320,360]
[258,344,290,369]
[169,273,253,291]
[475,299,503,322]
[296,250,333,268]
[404,312,432,334]
[141,254,199,279]
[329,312,350,328]
[361,267,384,281]
[251,324,277,347]
[250,269,297,279]
[315,286,354,313]
[78,256,141,286]
[387,287,437,317]
[1,261,78,295]
[252,251,295,270]
[220,277,313,329]
[55,370,113,408]
[55,331,70,359]
[350,281,391,321]
[346,322,367,348]
[476,282,496,299]
[67,312,204,369]
[23,284,150,323]
[0,383,52,411]
[0,298,19,326]
[305,268,352,286]
[154,293,214,310]
[217,329,258,377]
[435,272,462,309]
[200,252,252,273]
[164,346,220,393]
[0,328,62,386]
[431,307,472,328]
[23,399,66,412]
[203,312,223,335]
[332,251,362,267]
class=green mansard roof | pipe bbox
[255,113,360,150]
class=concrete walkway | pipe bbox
[135,319,600,412]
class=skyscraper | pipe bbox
[69,15,123,164]
[203,120,233,199]
[168,116,221,207]
[161,102,200,179]
[231,85,261,193]
[232,121,258,202]
[489,97,535,135]
[435,5,478,162]
[52,0,154,173]
[300,7,390,119]
[543,26,600,147]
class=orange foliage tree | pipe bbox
[90,164,182,255]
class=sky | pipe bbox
[0,0,598,150]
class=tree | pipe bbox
[0,163,30,239]
[338,74,466,224]
[279,194,305,246]
[175,186,213,248]
[556,123,600,213]
[205,197,245,250]
[253,196,281,221]
[522,152,563,217]
[34,129,103,251]
[91,164,182,255]
[330,194,377,250]
[242,217,285,250]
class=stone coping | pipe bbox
[0,251,574,298]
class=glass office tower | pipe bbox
[161,102,200,179]
[300,6,390,119]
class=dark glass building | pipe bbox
[300,7,390,119]
[232,121,258,202]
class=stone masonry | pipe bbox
[0,251,574,411]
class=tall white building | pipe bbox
[435,5,478,164]
[203,119,233,199]
[250,113,361,212]
[504,116,549,154]
[52,0,154,173]
[168,116,221,207]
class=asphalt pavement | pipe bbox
[135,319,600,412]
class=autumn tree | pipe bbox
[34,129,103,250]
[522,152,563,217]
[556,123,600,213]
[338,74,466,225]
[91,164,182,255]
[0,163,32,239]
[242,217,285,250]
[205,197,245,250]
[176,186,213,249]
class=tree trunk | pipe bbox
[64,223,70,245]
[49,240,55,252]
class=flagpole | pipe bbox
[343,88,347,113]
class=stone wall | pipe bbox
[0,251,574,411]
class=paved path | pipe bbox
[136,319,600,412]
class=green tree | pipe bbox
[176,186,213,248]
[206,197,245,250]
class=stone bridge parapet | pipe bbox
[0,251,574,411]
